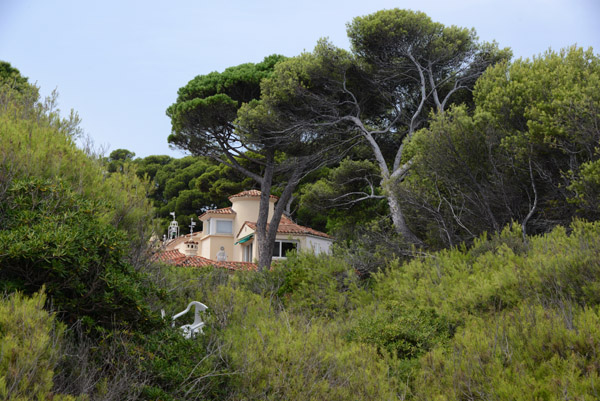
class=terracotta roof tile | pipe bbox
[198,207,235,219]
[244,216,331,239]
[229,190,278,200]
[152,249,186,264]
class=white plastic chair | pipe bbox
[171,301,208,339]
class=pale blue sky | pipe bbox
[1,0,599,158]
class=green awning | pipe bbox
[234,233,254,245]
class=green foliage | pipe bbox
[0,84,154,239]
[349,305,453,360]
[219,285,397,401]
[135,326,229,401]
[334,218,412,276]
[360,220,600,398]
[167,54,286,153]
[298,158,388,235]
[569,158,600,217]
[415,303,600,401]
[0,61,31,93]
[0,289,78,400]
[133,154,252,233]
[106,148,135,173]
[275,252,364,317]
[403,46,600,246]
[371,221,599,323]
[0,177,160,332]
[143,265,394,400]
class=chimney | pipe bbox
[183,240,199,256]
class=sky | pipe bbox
[1,0,599,158]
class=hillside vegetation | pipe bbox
[1,9,600,400]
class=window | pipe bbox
[243,243,253,262]
[272,241,298,258]
[216,220,233,234]
[204,219,210,233]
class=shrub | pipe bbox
[275,252,366,318]
[136,326,230,401]
[221,286,397,400]
[349,303,454,360]
[0,289,77,400]
[0,177,160,332]
[414,303,600,401]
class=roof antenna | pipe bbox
[189,218,196,236]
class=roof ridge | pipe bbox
[198,206,235,220]
[229,190,279,200]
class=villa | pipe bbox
[159,190,333,267]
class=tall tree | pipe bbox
[235,50,357,268]
[167,55,287,269]
[282,10,510,243]
[168,54,349,269]
[168,51,354,269]
[349,9,511,242]
[403,46,600,246]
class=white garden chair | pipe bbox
[171,301,208,339]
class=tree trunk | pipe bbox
[382,180,422,245]
[255,152,275,271]
[256,159,305,271]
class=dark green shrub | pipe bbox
[349,304,454,360]
[136,326,230,401]
[0,178,161,332]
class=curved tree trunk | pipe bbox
[383,180,422,245]
[256,160,305,271]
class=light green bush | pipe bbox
[275,252,366,318]
[219,285,397,400]
[0,289,78,400]
[414,303,600,401]
[0,80,155,240]
[371,227,526,325]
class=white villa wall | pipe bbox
[229,196,275,239]
[304,235,332,255]
[170,193,333,263]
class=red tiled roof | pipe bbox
[198,207,235,219]
[153,249,257,271]
[229,190,278,201]
[243,216,331,239]
[153,249,186,264]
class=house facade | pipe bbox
[163,190,333,263]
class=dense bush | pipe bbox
[349,304,453,360]
[218,285,397,401]
[0,290,77,400]
[275,252,365,317]
[0,177,160,332]
[143,264,395,400]
[359,220,600,399]
[415,303,600,400]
